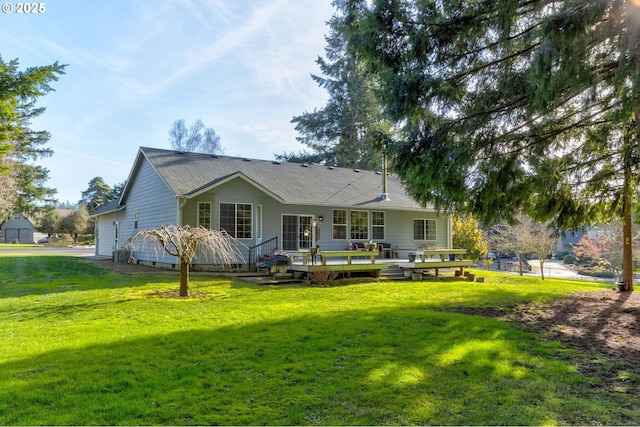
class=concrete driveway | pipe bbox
[528,259,614,282]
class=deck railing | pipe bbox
[247,236,279,272]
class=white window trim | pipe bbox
[331,209,389,241]
[332,208,347,240]
[413,218,437,241]
[197,202,212,229]
[372,211,386,240]
[349,209,370,240]
[219,202,253,239]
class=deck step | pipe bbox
[379,264,406,280]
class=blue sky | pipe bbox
[0,0,334,204]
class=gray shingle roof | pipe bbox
[126,147,431,211]
[91,199,124,216]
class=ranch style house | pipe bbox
[91,147,468,276]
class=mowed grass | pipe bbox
[0,243,44,250]
[0,255,633,425]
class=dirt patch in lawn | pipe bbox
[505,290,640,366]
[455,290,640,365]
[511,290,640,410]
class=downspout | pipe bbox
[177,196,187,226]
[89,216,97,256]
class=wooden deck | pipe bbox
[274,249,473,277]
[277,250,379,266]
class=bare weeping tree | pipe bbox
[523,220,557,281]
[124,225,243,297]
[488,214,557,280]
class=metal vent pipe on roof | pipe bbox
[381,152,390,201]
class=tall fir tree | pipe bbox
[80,177,118,209]
[0,55,65,219]
[282,0,393,170]
[347,0,640,289]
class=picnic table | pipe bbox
[416,249,467,262]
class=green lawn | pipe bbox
[0,243,43,249]
[0,255,634,425]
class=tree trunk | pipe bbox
[622,164,634,291]
[627,7,640,291]
[539,259,545,281]
[179,260,191,297]
[518,252,523,276]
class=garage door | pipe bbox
[3,228,32,243]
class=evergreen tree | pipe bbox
[112,181,125,199]
[55,201,76,209]
[274,150,325,165]
[0,55,65,219]
[80,177,118,209]
[347,0,640,289]
[284,1,393,170]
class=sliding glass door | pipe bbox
[282,215,313,250]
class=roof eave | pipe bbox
[90,203,126,218]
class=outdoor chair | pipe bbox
[378,243,392,258]
[349,241,367,251]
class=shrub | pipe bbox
[563,254,576,264]
[308,265,339,287]
[576,267,615,279]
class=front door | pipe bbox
[282,215,314,251]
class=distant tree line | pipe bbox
[39,206,92,243]
[33,176,124,243]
